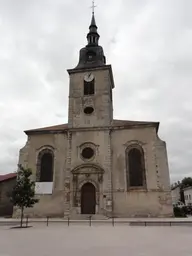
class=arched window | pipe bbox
[36,149,54,182]
[126,146,146,188]
[84,80,95,95]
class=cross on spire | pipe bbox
[90,0,96,14]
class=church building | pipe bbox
[17,12,173,218]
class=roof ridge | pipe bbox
[0,173,17,182]
[24,123,68,133]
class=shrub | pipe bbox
[173,206,187,217]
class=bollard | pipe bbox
[47,216,49,226]
[26,216,29,227]
[112,216,114,227]
[67,217,70,226]
[89,215,92,226]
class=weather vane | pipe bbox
[90,0,97,14]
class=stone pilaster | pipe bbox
[53,133,65,192]
[103,129,113,214]
[153,141,161,190]
[64,131,72,216]
[68,97,73,128]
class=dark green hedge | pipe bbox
[173,206,192,217]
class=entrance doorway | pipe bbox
[81,183,96,214]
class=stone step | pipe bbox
[68,214,109,220]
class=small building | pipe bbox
[171,182,184,207]
[183,186,192,206]
[0,173,17,217]
[171,182,181,205]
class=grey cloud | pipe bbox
[0,0,192,183]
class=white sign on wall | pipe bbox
[107,200,112,206]
[35,182,53,195]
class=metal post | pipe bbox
[89,215,92,226]
[47,216,49,226]
[112,216,114,227]
[25,216,29,227]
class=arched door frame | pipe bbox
[81,182,96,214]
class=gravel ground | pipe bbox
[0,224,192,256]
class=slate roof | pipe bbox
[112,119,159,128]
[25,123,68,134]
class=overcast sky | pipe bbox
[0,0,192,183]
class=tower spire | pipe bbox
[74,1,106,69]
[90,1,97,27]
[87,1,99,46]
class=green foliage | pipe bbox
[173,206,187,218]
[11,164,39,209]
[181,177,192,189]
[11,164,39,227]
[182,205,192,215]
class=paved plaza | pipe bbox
[0,224,192,256]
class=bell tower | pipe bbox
[67,7,115,128]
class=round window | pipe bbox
[81,147,94,159]
[84,106,94,115]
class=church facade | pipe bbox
[17,14,173,218]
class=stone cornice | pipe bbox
[25,123,158,136]
[67,64,115,89]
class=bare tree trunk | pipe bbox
[20,206,24,227]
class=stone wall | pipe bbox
[15,123,173,218]
[0,178,16,217]
[68,67,113,128]
[111,126,173,217]
[113,191,172,217]
[171,186,181,205]
[14,133,68,218]
[68,129,112,215]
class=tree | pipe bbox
[11,164,39,227]
[181,177,192,188]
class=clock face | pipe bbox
[84,73,94,82]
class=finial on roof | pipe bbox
[91,0,97,15]
[89,1,97,27]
